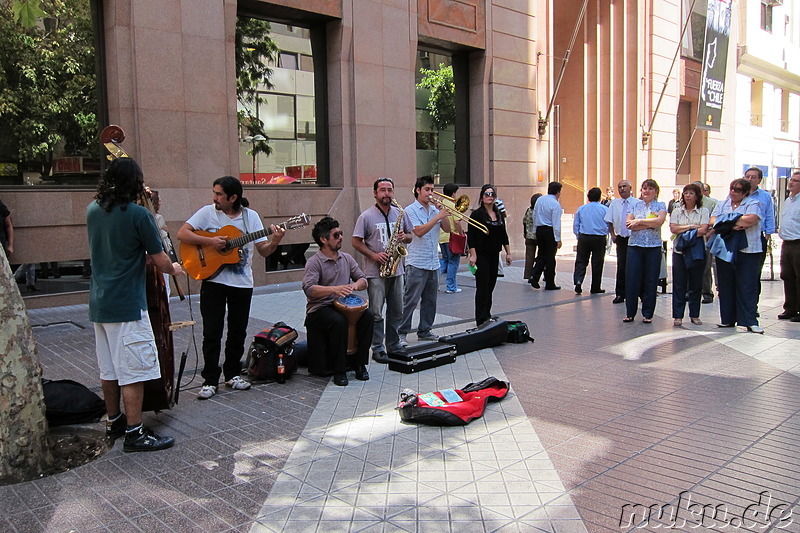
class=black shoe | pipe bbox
[27,284,39,291]
[612,296,625,304]
[590,289,605,294]
[545,285,561,291]
[333,373,348,386]
[372,350,389,364]
[702,297,714,304]
[791,316,800,323]
[106,413,126,440]
[123,426,175,452]
[529,280,540,289]
[717,323,735,328]
[574,284,582,294]
[355,365,369,381]
[778,313,795,320]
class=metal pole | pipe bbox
[538,0,589,137]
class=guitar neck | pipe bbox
[226,224,282,250]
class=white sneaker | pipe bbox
[197,385,217,399]
[225,376,251,390]
[445,288,462,294]
[398,334,409,347]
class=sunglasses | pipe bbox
[730,187,744,193]
[330,231,343,239]
[483,191,496,197]
[376,177,394,184]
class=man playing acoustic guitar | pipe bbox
[177,176,285,400]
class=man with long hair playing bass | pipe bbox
[87,158,183,452]
[177,176,285,400]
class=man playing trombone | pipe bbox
[398,176,451,346]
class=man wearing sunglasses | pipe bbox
[303,217,372,386]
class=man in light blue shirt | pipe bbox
[744,167,776,304]
[604,180,633,303]
[529,181,563,290]
[778,171,800,321]
[573,187,609,294]
[398,176,450,346]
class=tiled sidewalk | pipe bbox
[3,253,800,532]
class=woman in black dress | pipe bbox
[468,184,512,326]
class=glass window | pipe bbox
[681,0,707,61]
[761,2,773,33]
[237,18,325,185]
[415,50,469,185]
[0,0,101,188]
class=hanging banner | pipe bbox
[696,0,733,132]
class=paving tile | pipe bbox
[14,263,800,533]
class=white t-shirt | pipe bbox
[186,204,267,288]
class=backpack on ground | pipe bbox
[247,322,298,383]
[42,379,106,426]
[506,321,534,343]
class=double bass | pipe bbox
[101,125,191,412]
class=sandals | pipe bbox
[642,318,652,324]
[673,318,682,326]
[690,317,703,325]
[622,317,634,323]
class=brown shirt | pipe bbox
[302,250,366,314]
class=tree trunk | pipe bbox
[0,250,53,484]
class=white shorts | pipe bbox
[93,310,161,386]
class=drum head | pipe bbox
[337,294,366,306]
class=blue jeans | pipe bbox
[716,252,760,327]
[366,275,404,353]
[672,252,703,319]
[439,243,460,292]
[399,265,439,337]
[625,246,661,319]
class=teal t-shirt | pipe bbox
[87,201,163,323]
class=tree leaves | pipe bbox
[417,64,456,131]
[11,0,46,28]
[235,17,279,157]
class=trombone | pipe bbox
[429,191,489,235]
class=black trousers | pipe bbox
[573,234,606,291]
[530,225,558,287]
[200,281,253,386]
[475,250,500,326]
[614,236,629,297]
[305,306,373,374]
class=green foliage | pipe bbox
[416,64,456,131]
[235,17,279,157]
[0,0,98,177]
[12,0,46,27]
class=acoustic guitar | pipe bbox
[180,213,311,280]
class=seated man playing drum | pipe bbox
[302,217,373,386]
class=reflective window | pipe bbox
[0,0,101,188]
[680,0,707,61]
[237,19,325,185]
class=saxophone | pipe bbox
[380,200,408,277]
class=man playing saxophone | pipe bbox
[353,177,413,363]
